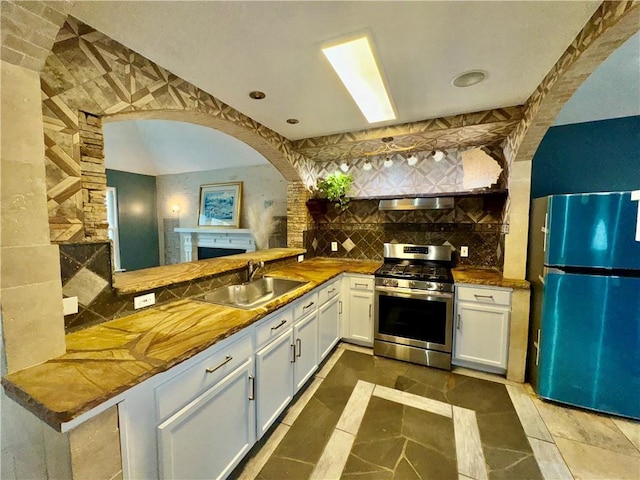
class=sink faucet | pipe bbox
[247,260,265,282]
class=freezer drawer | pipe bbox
[538,272,640,419]
[546,191,640,270]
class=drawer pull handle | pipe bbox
[303,301,315,310]
[296,338,302,357]
[339,300,342,314]
[368,304,372,318]
[457,313,461,329]
[206,355,233,374]
[355,282,368,288]
[328,288,336,294]
[291,344,296,363]
[271,319,287,331]
[474,294,495,301]
[249,375,255,401]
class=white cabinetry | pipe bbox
[293,293,319,391]
[341,275,374,346]
[318,277,341,361]
[156,332,255,480]
[254,307,295,438]
[453,284,512,374]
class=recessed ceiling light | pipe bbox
[452,70,487,88]
[286,118,299,124]
[322,35,396,123]
[249,91,266,99]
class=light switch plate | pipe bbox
[331,242,338,252]
[134,292,156,309]
[297,255,304,262]
[460,246,469,257]
[62,296,78,316]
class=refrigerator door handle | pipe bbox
[542,213,548,252]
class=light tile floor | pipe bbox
[234,343,640,480]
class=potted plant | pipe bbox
[315,171,354,211]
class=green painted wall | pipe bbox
[106,169,160,271]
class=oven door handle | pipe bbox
[375,286,453,300]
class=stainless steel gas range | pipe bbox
[373,243,454,370]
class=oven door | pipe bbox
[374,286,453,353]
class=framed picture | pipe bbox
[198,182,243,227]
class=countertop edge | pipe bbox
[113,248,306,294]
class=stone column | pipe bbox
[286,181,312,249]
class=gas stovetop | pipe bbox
[375,262,453,283]
[374,243,454,292]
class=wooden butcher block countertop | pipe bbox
[1,258,380,430]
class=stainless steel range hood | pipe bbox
[378,197,454,211]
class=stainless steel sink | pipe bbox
[197,277,308,310]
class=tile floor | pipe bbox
[233,343,640,480]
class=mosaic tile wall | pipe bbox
[305,197,504,268]
[59,241,298,332]
[314,144,507,199]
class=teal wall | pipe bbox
[531,116,640,198]
[106,169,160,271]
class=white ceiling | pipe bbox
[103,120,269,176]
[72,1,600,141]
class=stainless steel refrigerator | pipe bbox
[527,191,640,420]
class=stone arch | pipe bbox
[104,109,300,181]
[41,16,304,242]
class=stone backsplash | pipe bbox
[305,197,504,268]
[59,242,298,332]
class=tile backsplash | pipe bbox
[305,197,504,268]
[59,242,298,333]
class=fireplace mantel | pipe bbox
[175,227,255,262]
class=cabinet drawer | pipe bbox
[255,307,293,349]
[319,278,340,304]
[155,331,253,422]
[349,276,374,291]
[293,291,319,321]
[456,285,511,306]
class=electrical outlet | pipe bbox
[331,242,338,252]
[62,296,78,316]
[297,254,304,262]
[134,292,156,310]
[460,246,469,257]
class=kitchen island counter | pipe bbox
[1,258,380,430]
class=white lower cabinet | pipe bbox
[318,295,340,361]
[341,275,374,346]
[157,358,255,480]
[293,309,319,391]
[255,328,294,438]
[453,284,512,373]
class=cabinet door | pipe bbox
[347,291,373,345]
[293,311,319,391]
[255,329,294,439]
[318,296,340,361]
[454,302,510,370]
[157,359,256,480]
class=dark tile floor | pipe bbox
[235,349,543,480]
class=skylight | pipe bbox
[322,36,396,124]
